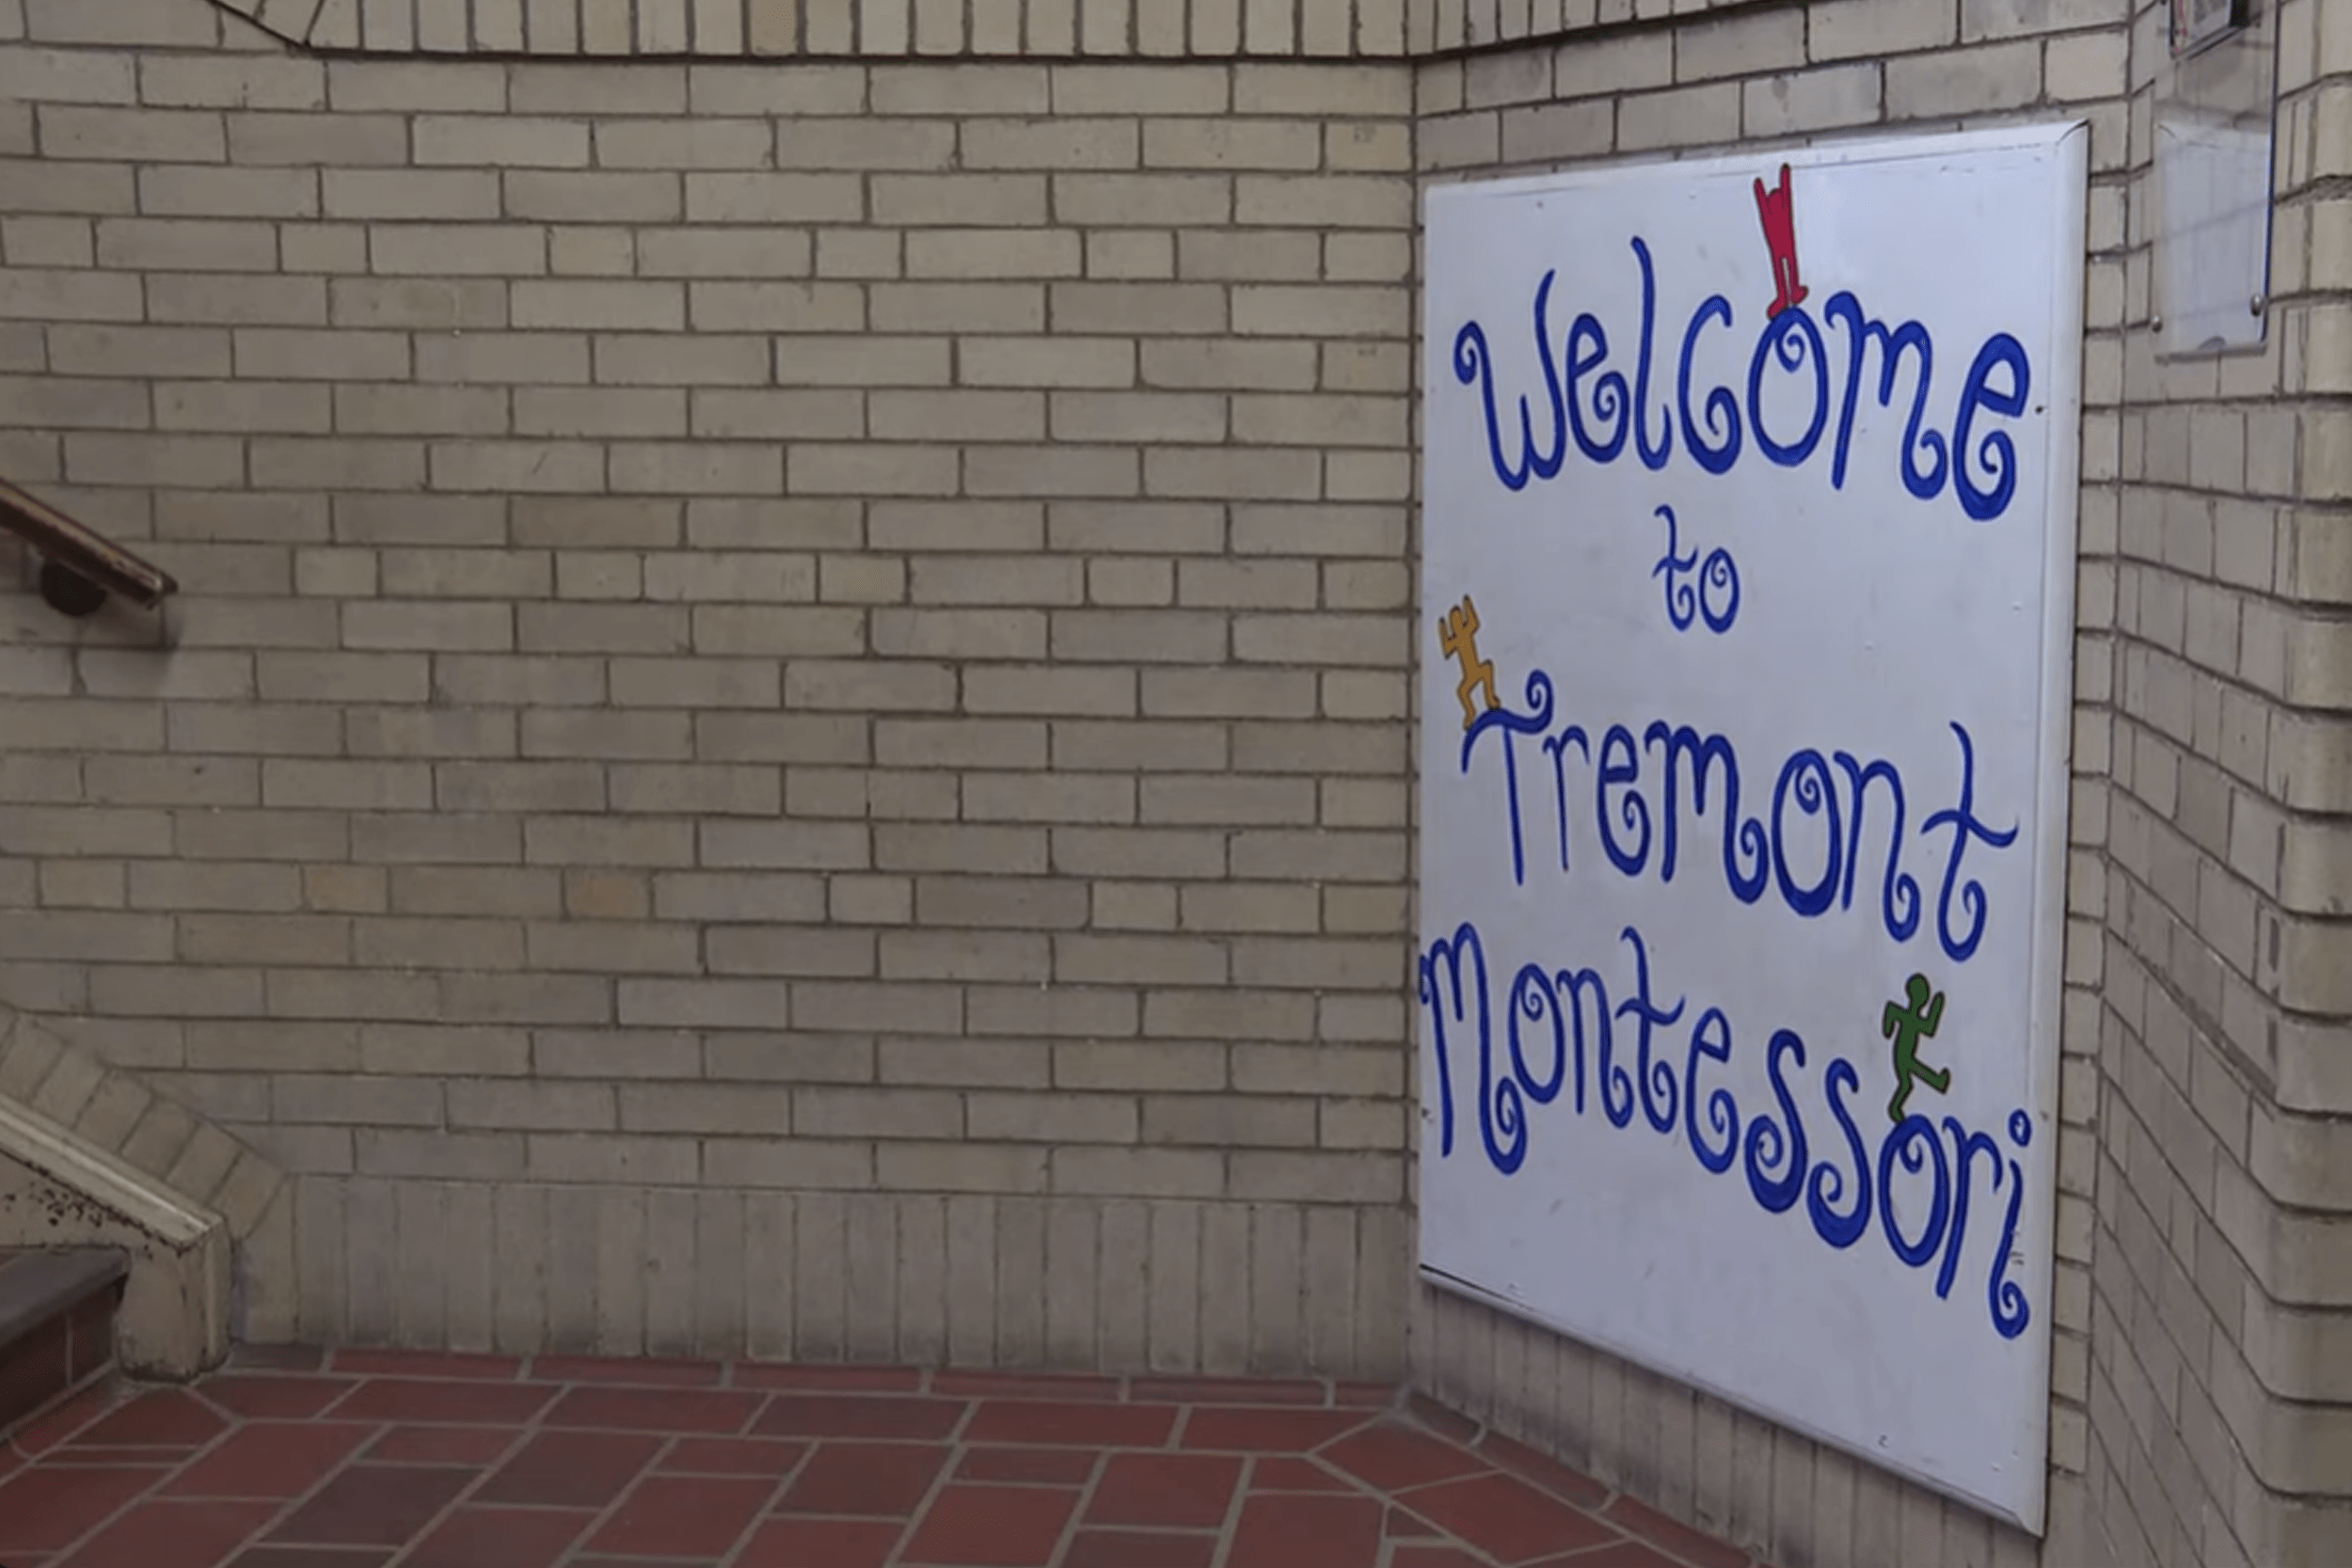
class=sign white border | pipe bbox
[1414,123,2090,1533]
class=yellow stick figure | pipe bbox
[1438,595,1498,731]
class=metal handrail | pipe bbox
[0,475,177,617]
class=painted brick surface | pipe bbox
[176,0,1764,58]
[0,0,2346,1563]
[0,5,1419,1381]
[1411,0,2352,1565]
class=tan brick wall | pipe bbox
[161,0,1760,59]
[2,0,2347,1560]
[0,1,1420,1375]
[2080,0,2352,1562]
[1413,0,2352,1565]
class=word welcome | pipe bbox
[1450,241,2036,521]
[1419,920,2034,1342]
[1463,669,2018,965]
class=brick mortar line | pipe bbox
[36,1388,409,1564]
[186,0,1793,65]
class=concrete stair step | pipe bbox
[0,1245,128,1437]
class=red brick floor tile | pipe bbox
[1601,1497,1753,1568]
[0,1465,170,1553]
[1476,1434,1613,1510]
[584,1474,776,1557]
[1,1353,1757,1568]
[36,1451,172,1469]
[11,1386,130,1453]
[1182,1407,1375,1451]
[1248,1456,1353,1491]
[1406,1398,1483,1445]
[166,1423,374,1498]
[543,1386,765,1434]
[1225,1492,1386,1568]
[55,1498,280,1568]
[1062,1529,1218,1568]
[362,1426,520,1465]
[1320,1422,1490,1494]
[69,1390,230,1450]
[1335,1383,1398,1408]
[1088,1452,1244,1529]
[929,1370,1122,1401]
[734,1364,925,1392]
[1388,1504,1448,1538]
[326,1351,519,1381]
[265,1465,474,1547]
[750,1393,966,1440]
[660,1436,810,1475]
[1130,1377,1329,1406]
[899,1484,1078,1567]
[736,1517,904,1568]
[324,1379,555,1426]
[196,1379,359,1422]
[774,1442,948,1517]
[1534,1542,1690,1568]
[226,1348,326,1372]
[475,1429,661,1507]
[1401,1474,1622,1564]
[404,1505,593,1568]
[957,1447,1098,1484]
[529,1354,723,1386]
[961,1400,1178,1448]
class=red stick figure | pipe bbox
[1754,163,1807,319]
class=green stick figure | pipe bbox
[1883,974,1950,1123]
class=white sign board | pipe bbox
[1418,125,2087,1530]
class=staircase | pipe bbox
[0,1000,292,1376]
[0,1246,127,1435]
[0,1003,285,1432]
[0,496,247,1437]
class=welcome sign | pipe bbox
[1418,126,2087,1528]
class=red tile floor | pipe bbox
[0,1349,1772,1568]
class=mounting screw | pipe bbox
[38,559,107,618]
[2150,315,2164,334]
[2250,293,2266,316]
